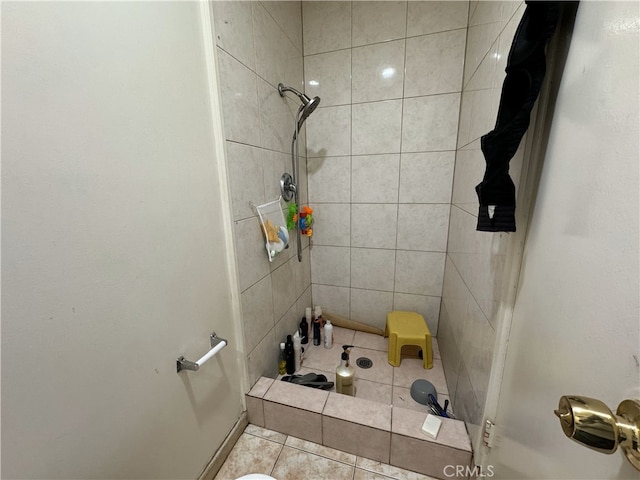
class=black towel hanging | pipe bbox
[475,1,562,232]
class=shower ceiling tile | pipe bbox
[304,50,351,107]
[398,151,455,204]
[401,93,460,153]
[352,40,405,103]
[404,29,466,98]
[351,154,400,203]
[303,1,351,55]
[352,100,402,155]
[352,1,407,47]
[407,1,469,37]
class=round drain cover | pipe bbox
[356,357,373,369]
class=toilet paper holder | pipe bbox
[554,395,640,471]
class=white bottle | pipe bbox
[324,320,333,348]
[293,331,302,372]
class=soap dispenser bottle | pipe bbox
[335,345,355,396]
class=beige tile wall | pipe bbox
[438,0,526,451]
[304,1,469,334]
[213,2,311,386]
[213,2,526,420]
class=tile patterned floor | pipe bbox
[288,327,452,416]
[214,424,438,480]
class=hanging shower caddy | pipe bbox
[254,196,290,262]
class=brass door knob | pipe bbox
[554,395,640,471]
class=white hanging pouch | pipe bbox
[255,196,289,262]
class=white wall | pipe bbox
[488,2,639,478]
[2,2,245,478]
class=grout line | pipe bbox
[268,440,286,477]
[348,0,353,324]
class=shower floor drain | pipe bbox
[356,357,373,369]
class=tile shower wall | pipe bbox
[437,1,525,450]
[212,2,311,386]
[303,1,469,334]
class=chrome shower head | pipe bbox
[278,83,321,128]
